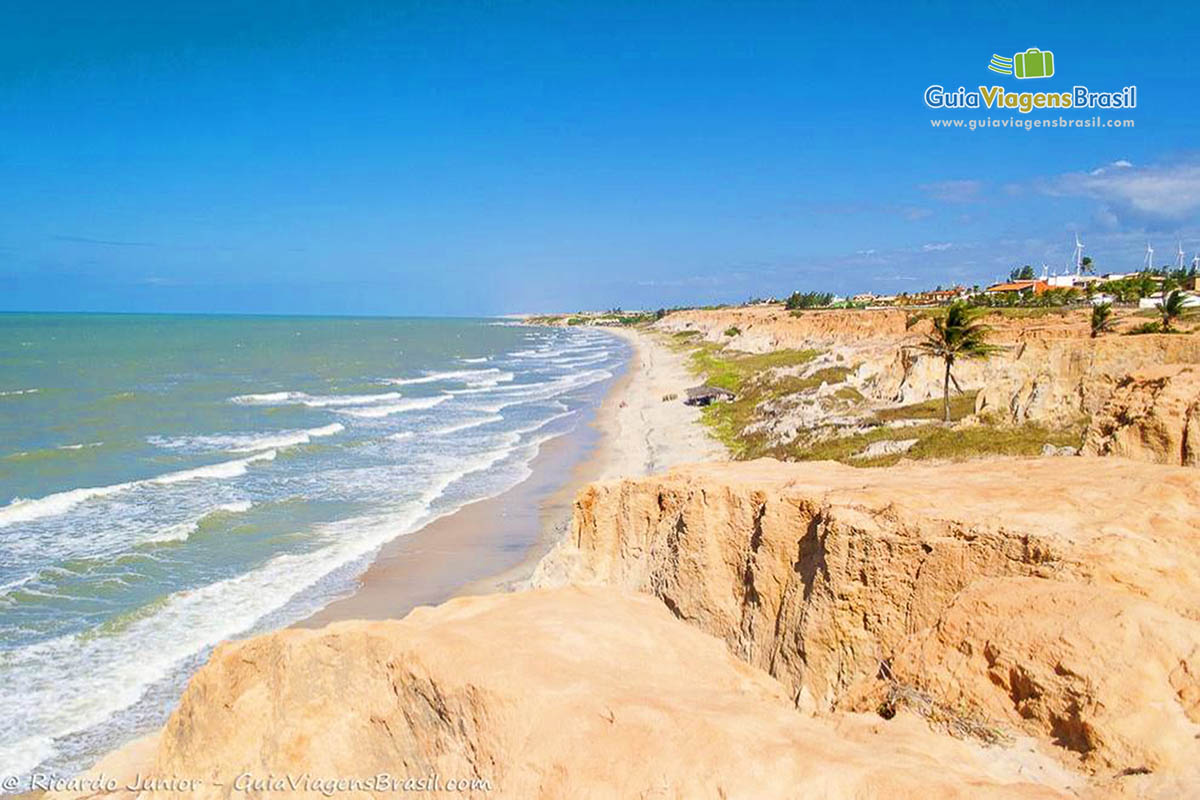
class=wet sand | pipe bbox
[300,325,722,627]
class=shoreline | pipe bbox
[301,324,722,626]
[297,357,622,626]
[37,323,723,787]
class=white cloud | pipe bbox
[921,242,953,252]
[1089,159,1134,175]
[1046,161,1200,222]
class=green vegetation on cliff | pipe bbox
[674,334,1082,466]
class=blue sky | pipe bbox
[3,1,1198,315]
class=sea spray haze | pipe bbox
[0,313,626,778]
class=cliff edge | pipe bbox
[50,586,1072,799]
[536,457,1200,794]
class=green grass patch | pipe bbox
[762,419,1083,467]
[675,337,1084,467]
[687,346,819,392]
[904,423,1082,461]
[833,385,865,403]
[680,345,821,456]
[764,424,935,465]
[1126,321,1163,335]
[875,390,978,423]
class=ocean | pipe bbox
[0,313,626,778]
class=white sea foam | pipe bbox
[335,394,450,418]
[428,415,504,436]
[461,369,612,413]
[550,350,611,367]
[230,391,403,408]
[227,391,306,405]
[146,450,276,485]
[146,501,253,544]
[511,408,575,437]
[384,368,508,387]
[149,423,343,454]
[56,442,104,451]
[0,452,275,528]
[459,356,489,364]
[0,431,540,777]
[0,388,39,397]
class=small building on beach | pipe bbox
[684,385,736,406]
[985,279,1050,296]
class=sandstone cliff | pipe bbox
[974,335,1200,427]
[1082,365,1200,465]
[657,306,911,350]
[53,587,1074,800]
[536,458,1200,793]
[655,307,1200,457]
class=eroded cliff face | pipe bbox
[537,458,1200,790]
[657,306,911,350]
[51,587,1075,800]
[1082,365,1200,465]
[656,307,1200,454]
[975,336,1200,427]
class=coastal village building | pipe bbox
[1046,273,1103,289]
[1138,291,1200,310]
[985,279,1050,296]
[684,385,736,406]
[921,287,968,304]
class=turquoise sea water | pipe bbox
[0,313,625,777]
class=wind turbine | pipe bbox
[1144,242,1155,270]
[1177,240,1186,270]
[1072,233,1085,274]
[1193,252,1199,271]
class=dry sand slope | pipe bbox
[592,327,726,478]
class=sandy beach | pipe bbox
[301,325,723,626]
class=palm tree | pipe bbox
[1090,303,1114,338]
[914,304,1004,422]
[1158,290,1191,332]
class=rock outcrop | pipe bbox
[974,335,1200,427]
[52,586,1075,800]
[537,458,1200,790]
[1082,365,1200,465]
[657,306,911,350]
[656,308,1200,458]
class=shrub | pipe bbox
[784,291,834,310]
[1127,321,1163,335]
[724,326,741,337]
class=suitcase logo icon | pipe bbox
[988,48,1055,79]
